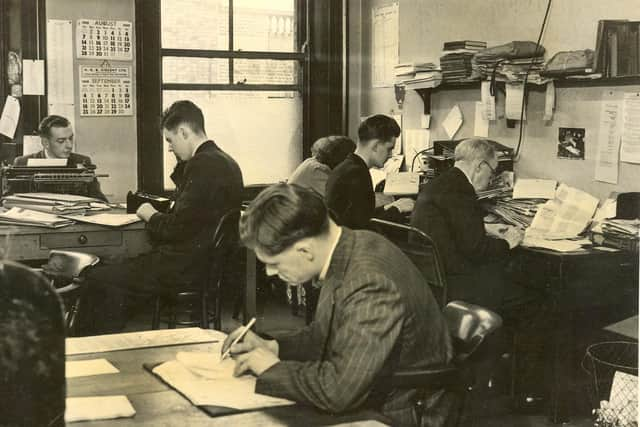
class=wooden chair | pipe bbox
[391,300,503,426]
[152,208,241,330]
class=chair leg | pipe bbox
[201,292,208,329]
[152,296,161,330]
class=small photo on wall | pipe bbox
[557,127,585,160]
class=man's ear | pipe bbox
[293,239,314,261]
[40,137,50,150]
[178,125,190,140]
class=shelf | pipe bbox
[553,76,640,88]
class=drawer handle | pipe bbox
[78,234,88,245]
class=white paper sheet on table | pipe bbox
[66,358,119,378]
[512,179,557,199]
[65,395,135,423]
[383,172,420,195]
[521,236,590,252]
[62,213,142,227]
[153,350,295,410]
[442,105,463,139]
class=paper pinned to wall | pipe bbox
[442,105,463,139]
[371,3,399,88]
[620,92,640,164]
[474,101,489,137]
[0,96,20,139]
[595,95,622,184]
[23,135,42,155]
[46,20,74,104]
[505,83,526,120]
[480,81,496,120]
[49,104,75,128]
[22,60,45,95]
[543,81,555,121]
[404,129,431,170]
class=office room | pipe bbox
[0,0,638,426]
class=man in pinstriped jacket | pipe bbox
[223,183,453,426]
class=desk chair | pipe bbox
[392,301,503,426]
[370,218,448,307]
[39,250,100,335]
[152,208,240,330]
[0,260,66,427]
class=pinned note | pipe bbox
[0,96,20,139]
[22,59,45,95]
[442,104,463,139]
[543,81,555,121]
[481,81,496,120]
[474,101,489,137]
[505,83,526,120]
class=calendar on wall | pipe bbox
[79,65,132,116]
[76,19,133,60]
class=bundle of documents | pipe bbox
[486,196,541,229]
[596,219,640,251]
[440,42,486,83]
[3,194,88,215]
[394,62,441,88]
[473,56,550,84]
[0,207,74,228]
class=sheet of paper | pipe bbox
[543,81,555,121]
[505,83,526,120]
[595,96,622,183]
[23,135,42,155]
[371,3,398,88]
[0,96,20,139]
[47,20,74,104]
[65,396,135,423]
[66,328,226,355]
[620,92,640,164]
[383,172,420,195]
[404,129,430,171]
[521,236,588,252]
[481,81,496,120]
[512,179,557,199]
[66,358,119,378]
[474,101,489,137]
[26,158,68,167]
[420,114,431,129]
[608,371,638,422]
[442,104,463,139]
[63,213,142,227]
[22,59,45,95]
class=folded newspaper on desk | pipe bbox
[152,348,295,410]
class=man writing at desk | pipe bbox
[223,184,452,426]
[13,115,108,202]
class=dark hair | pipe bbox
[161,100,206,134]
[357,114,401,144]
[38,115,71,138]
[312,135,356,169]
[0,261,66,426]
[240,183,329,255]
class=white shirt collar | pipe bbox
[318,227,342,281]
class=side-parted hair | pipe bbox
[161,100,205,133]
[357,114,401,144]
[240,183,329,256]
[38,115,71,138]
[312,135,356,169]
[454,138,496,163]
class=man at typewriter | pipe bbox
[13,115,108,201]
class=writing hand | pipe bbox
[221,326,278,358]
[233,348,280,377]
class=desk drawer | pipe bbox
[40,230,123,249]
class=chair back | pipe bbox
[0,261,66,426]
[444,300,503,363]
[204,208,241,291]
[370,218,448,307]
[42,250,100,280]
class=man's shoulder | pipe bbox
[69,152,92,165]
[13,151,44,165]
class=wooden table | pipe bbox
[67,336,389,426]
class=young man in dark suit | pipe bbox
[13,115,108,201]
[78,100,244,335]
[325,114,414,229]
[223,183,453,426]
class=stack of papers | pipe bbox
[65,396,135,423]
[486,196,542,229]
[0,207,74,228]
[2,192,108,216]
[62,213,142,227]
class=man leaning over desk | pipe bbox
[13,115,108,202]
[222,183,453,426]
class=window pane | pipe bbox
[233,0,297,52]
[162,57,229,84]
[161,0,229,50]
[162,90,302,189]
[234,59,298,84]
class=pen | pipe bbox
[220,317,257,361]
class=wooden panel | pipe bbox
[40,230,122,249]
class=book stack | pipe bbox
[440,40,486,83]
[594,20,640,78]
[394,62,442,89]
[2,193,108,216]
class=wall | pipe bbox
[353,0,640,200]
[46,0,136,202]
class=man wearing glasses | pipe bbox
[410,138,522,311]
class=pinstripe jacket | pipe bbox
[256,228,453,426]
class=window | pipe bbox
[141,0,306,191]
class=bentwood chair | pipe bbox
[152,208,241,330]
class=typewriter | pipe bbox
[1,162,107,197]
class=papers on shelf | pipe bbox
[65,396,135,423]
[152,349,295,410]
[512,179,557,199]
[66,358,119,378]
[0,207,74,228]
[66,327,226,355]
[62,213,142,227]
[383,172,420,195]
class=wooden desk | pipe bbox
[0,221,151,262]
[67,337,389,426]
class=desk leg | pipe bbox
[244,248,257,323]
[549,260,572,424]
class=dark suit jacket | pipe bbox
[325,153,404,230]
[256,228,453,426]
[13,150,108,202]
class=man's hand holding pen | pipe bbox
[221,325,280,376]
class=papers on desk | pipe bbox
[152,350,295,410]
[14,192,102,204]
[383,172,420,195]
[512,179,557,199]
[0,207,74,228]
[63,213,142,227]
[66,358,119,378]
[521,236,591,252]
[65,395,135,423]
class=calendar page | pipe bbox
[79,66,132,116]
[76,19,132,60]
